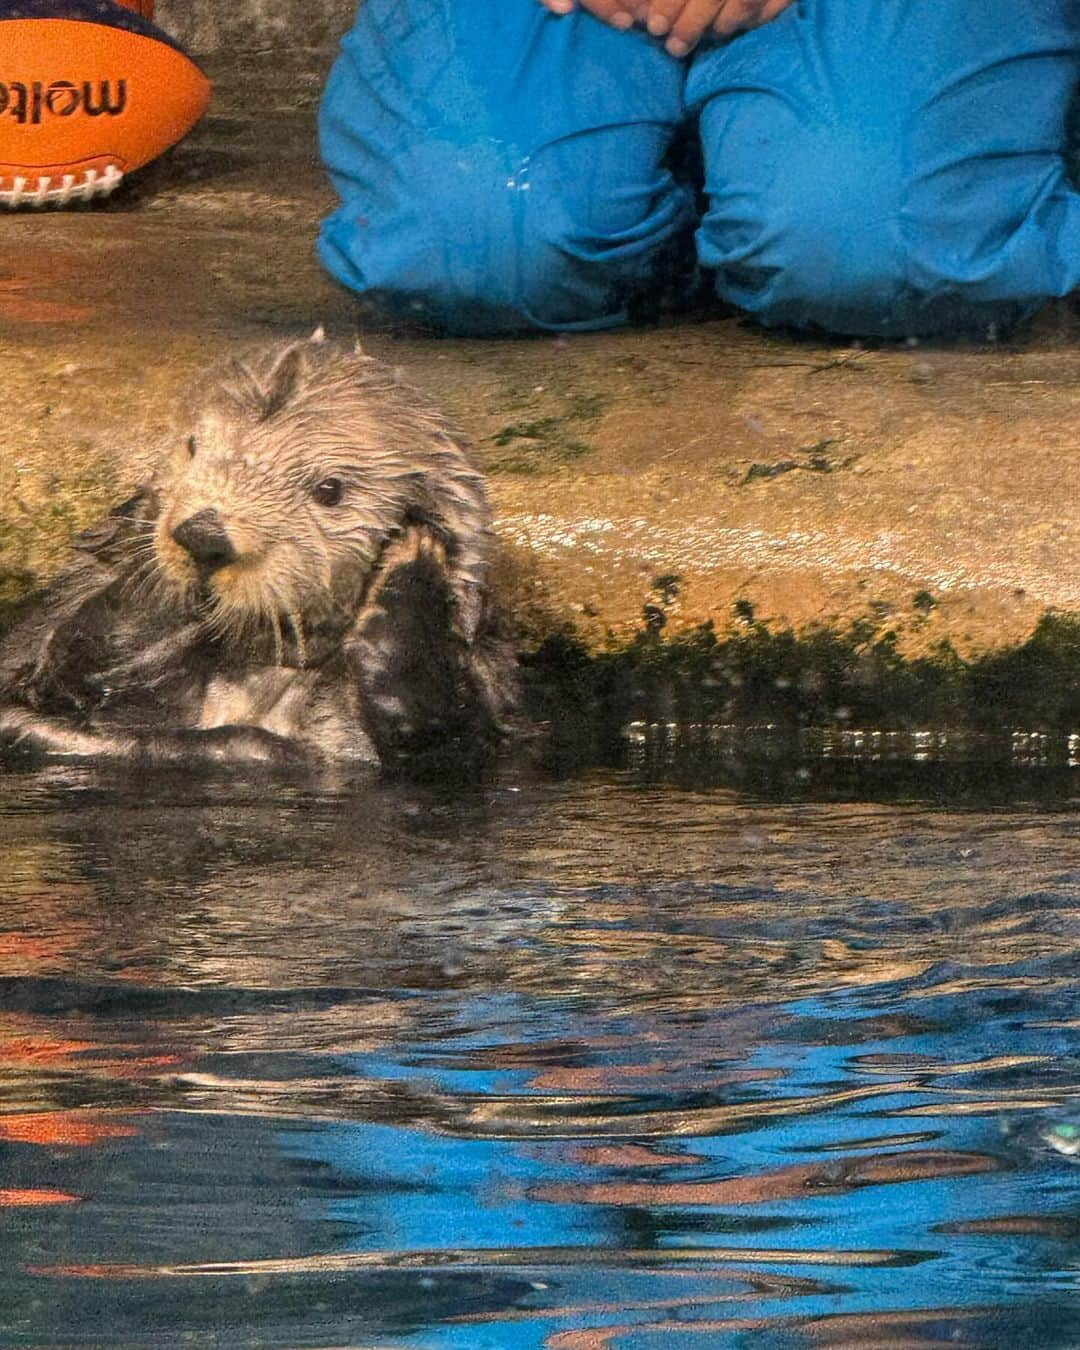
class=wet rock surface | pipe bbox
[1,52,1077,665]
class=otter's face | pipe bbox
[153,404,412,663]
[148,337,493,668]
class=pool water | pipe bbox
[0,751,1077,1348]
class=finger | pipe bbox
[644,0,688,38]
[727,0,791,29]
[541,0,640,22]
[666,0,725,55]
[582,0,640,29]
[711,0,766,36]
[757,0,794,22]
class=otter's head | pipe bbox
[151,333,492,665]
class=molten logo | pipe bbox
[0,80,127,125]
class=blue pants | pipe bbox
[319,0,1080,338]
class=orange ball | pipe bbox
[0,5,210,207]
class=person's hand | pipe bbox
[539,0,794,54]
[644,0,794,52]
[540,0,645,34]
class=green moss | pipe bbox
[967,611,1080,731]
[523,606,1080,738]
[0,569,40,633]
[480,388,609,475]
[0,455,118,631]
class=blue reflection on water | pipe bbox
[280,972,1079,1347]
[0,765,1076,1347]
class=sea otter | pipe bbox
[0,332,512,772]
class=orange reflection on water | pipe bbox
[0,1113,138,1148]
[530,1064,784,1093]
[546,1304,985,1349]
[540,1149,1001,1209]
[0,1019,96,1066]
[0,1189,80,1207]
[0,924,97,972]
[567,1144,704,1168]
[937,1214,1079,1238]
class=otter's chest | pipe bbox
[196,667,377,763]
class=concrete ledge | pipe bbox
[156,0,353,54]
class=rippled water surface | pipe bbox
[0,749,1077,1348]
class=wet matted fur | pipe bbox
[0,332,513,772]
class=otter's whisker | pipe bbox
[105,516,156,532]
[118,554,155,592]
[199,603,234,645]
[122,534,159,556]
[121,557,167,608]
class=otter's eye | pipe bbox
[186,436,197,459]
[311,477,344,507]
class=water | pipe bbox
[0,747,1077,1348]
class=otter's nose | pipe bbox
[171,509,238,572]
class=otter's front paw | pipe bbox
[176,725,307,768]
[0,707,126,760]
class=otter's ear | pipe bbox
[227,343,308,421]
[227,359,270,415]
[259,343,306,420]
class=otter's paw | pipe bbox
[0,707,128,760]
[174,725,308,768]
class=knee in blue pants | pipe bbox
[689,1,1080,338]
[319,124,585,334]
[318,1,694,334]
[319,120,694,334]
